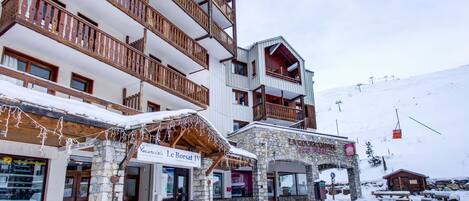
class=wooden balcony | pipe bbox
[253,102,303,122]
[0,65,139,115]
[212,0,235,23]
[107,0,209,67]
[266,68,301,84]
[0,0,209,107]
[172,0,235,55]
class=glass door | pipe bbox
[267,173,276,201]
[163,167,189,201]
[63,170,91,201]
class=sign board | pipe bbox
[344,143,356,156]
[288,138,336,155]
[136,143,201,168]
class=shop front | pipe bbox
[228,122,363,201]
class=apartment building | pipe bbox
[0,0,361,201]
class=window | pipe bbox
[251,61,256,77]
[232,61,247,76]
[231,171,253,197]
[51,0,66,8]
[71,73,93,93]
[213,173,223,198]
[0,154,48,201]
[149,54,162,63]
[147,101,161,112]
[232,89,248,106]
[279,173,308,196]
[233,120,249,131]
[2,48,58,93]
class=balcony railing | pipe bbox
[108,0,209,67]
[212,0,234,23]
[172,0,235,55]
[266,67,301,84]
[0,65,139,115]
[253,102,303,122]
[0,0,209,107]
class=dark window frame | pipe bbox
[77,12,98,27]
[3,48,59,83]
[232,89,249,106]
[251,60,256,77]
[70,73,94,94]
[232,60,247,76]
[233,120,249,131]
[278,172,308,196]
[147,101,161,112]
[213,172,223,198]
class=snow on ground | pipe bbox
[315,65,469,185]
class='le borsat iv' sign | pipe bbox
[136,143,201,168]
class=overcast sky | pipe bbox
[235,0,469,91]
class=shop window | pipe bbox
[71,73,93,94]
[231,171,253,197]
[232,60,247,76]
[232,89,248,106]
[213,173,223,198]
[0,154,47,201]
[2,48,58,93]
[279,173,308,196]
[233,120,249,131]
[147,101,161,112]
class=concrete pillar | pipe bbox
[252,160,268,201]
[347,163,362,200]
[89,140,126,201]
[193,158,213,201]
[306,165,319,201]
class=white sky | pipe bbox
[235,0,469,91]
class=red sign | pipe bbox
[344,143,356,156]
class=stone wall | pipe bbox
[229,126,362,201]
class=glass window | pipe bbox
[71,73,93,93]
[232,90,248,106]
[163,167,174,198]
[30,64,52,80]
[17,60,27,72]
[279,173,297,196]
[296,174,307,195]
[147,102,161,112]
[233,61,247,76]
[213,173,223,198]
[0,154,47,201]
[233,120,248,131]
[231,171,253,197]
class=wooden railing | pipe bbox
[123,91,141,111]
[172,0,235,55]
[211,21,235,54]
[266,68,301,84]
[108,0,209,67]
[0,0,209,107]
[0,65,139,115]
[212,0,234,23]
[129,38,145,52]
[253,102,303,122]
[173,0,209,29]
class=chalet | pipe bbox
[383,169,428,193]
[0,0,361,201]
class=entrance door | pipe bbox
[163,167,189,201]
[63,170,91,201]
[124,167,140,201]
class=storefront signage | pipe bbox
[288,138,336,154]
[344,143,356,156]
[136,143,201,168]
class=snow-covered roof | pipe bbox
[383,169,428,179]
[229,121,352,142]
[0,80,257,159]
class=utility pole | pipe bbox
[335,119,340,136]
[335,100,343,112]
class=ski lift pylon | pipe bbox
[393,108,402,139]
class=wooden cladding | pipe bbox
[0,65,139,115]
[172,0,235,55]
[108,0,209,67]
[123,90,141,111]
[0,0,209,107]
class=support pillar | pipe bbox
[347,157,362,201]
[306,165,319,201]
[253,160,268,201]
[89,140,126,201]
[193,158,214,201]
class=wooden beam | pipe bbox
[206,153,224,176]
[170,128,188,148]
[119,134,143,170]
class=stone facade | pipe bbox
[229,126,362,201]
[89,140,126,201]
[193,158,214,201]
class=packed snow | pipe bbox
[315,65,469,186]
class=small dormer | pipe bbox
[264,42,301,84]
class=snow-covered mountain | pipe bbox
[315,65,469,183]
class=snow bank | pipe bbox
[316,65,469,182]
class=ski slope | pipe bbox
[315,65,469,183]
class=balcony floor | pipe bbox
[0,24,202,110]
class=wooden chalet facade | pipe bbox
[383,169,428,193]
